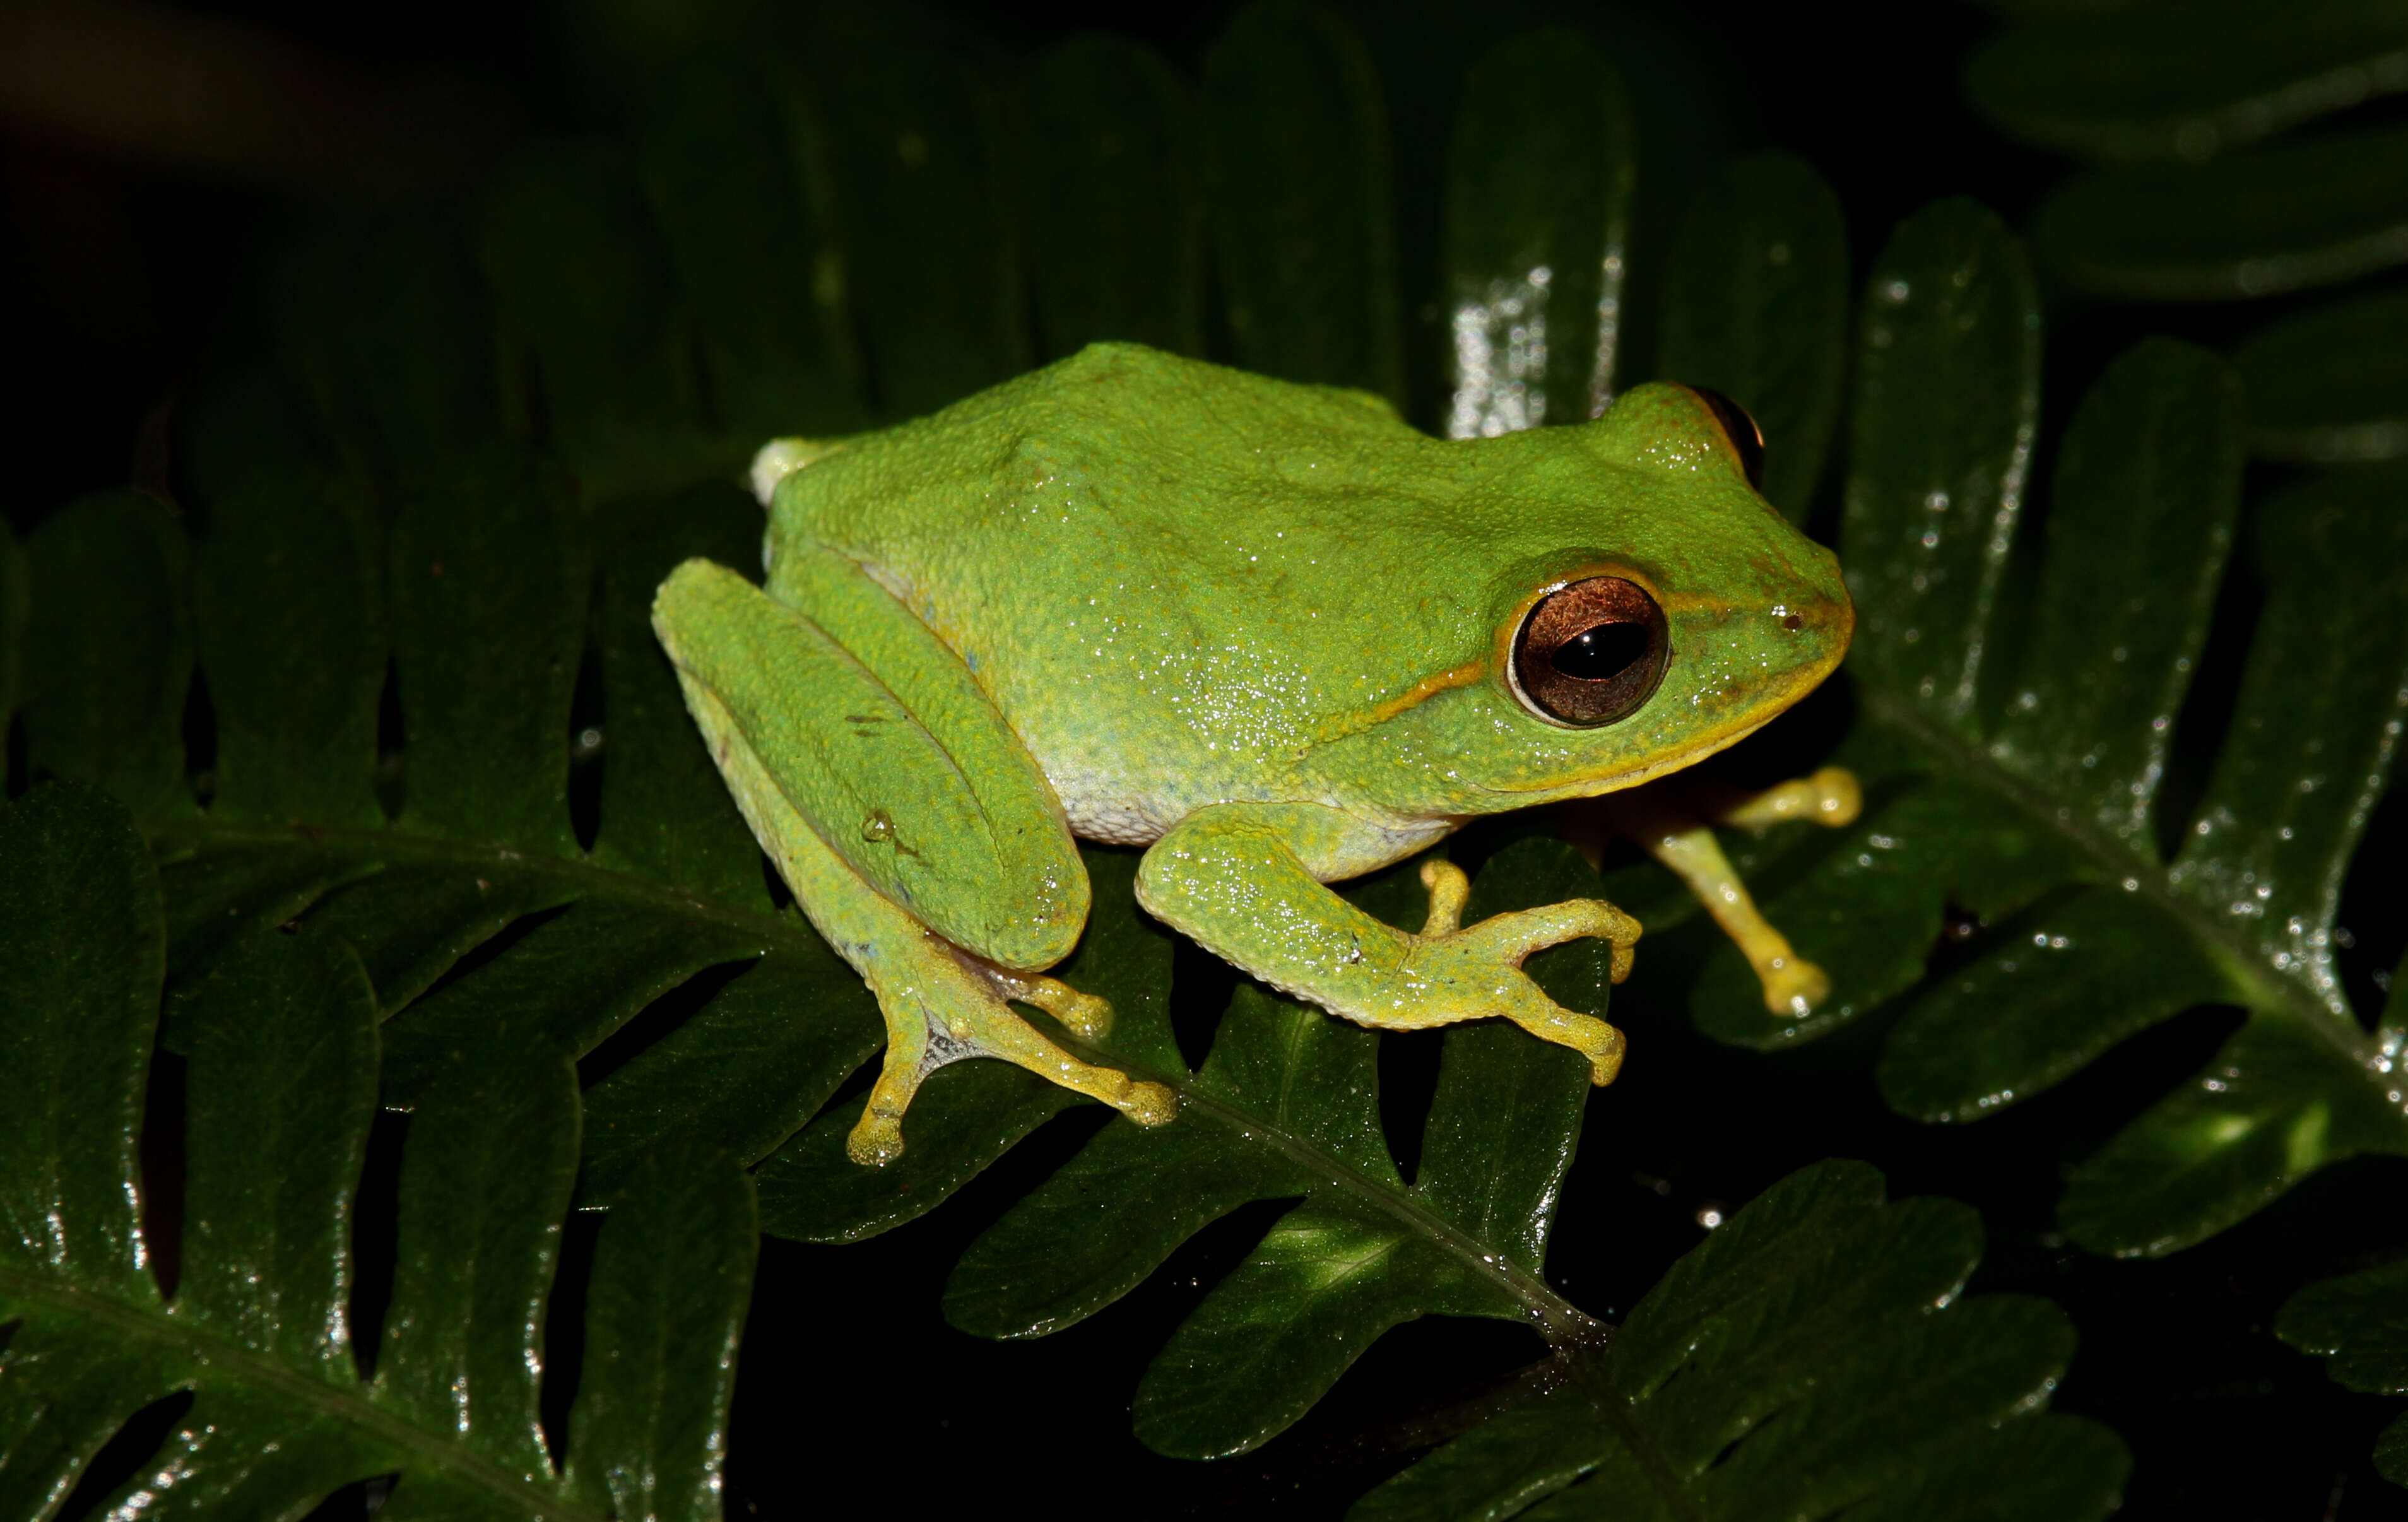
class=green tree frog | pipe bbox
[653,343,1855,1166]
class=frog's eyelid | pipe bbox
[1679,386,1766,491]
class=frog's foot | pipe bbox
[1389,860,1637,1086]
[848,933,1176,1167]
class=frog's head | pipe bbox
[1354,381,1852,811]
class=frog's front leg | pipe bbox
[1135,804,1639,1085]
[653,555,1176,1165]
[1585,767,1860,1018]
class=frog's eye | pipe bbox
[1685,386,1766,491]
[1511,576,1669,727]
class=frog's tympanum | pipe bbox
[653,343,1856,1165]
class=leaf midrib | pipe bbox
[1154,1078,1701,1518]
[0,1264,608,1522]
[1862,685,2382,1077]
[145,818,794,952]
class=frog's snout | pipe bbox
[1766,553,1854,700]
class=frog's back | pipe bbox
[758,342,1842,845]
[758,345,1494,835]
[775,343,1425,562]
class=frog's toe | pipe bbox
[1054,989,1113,1043]
[1585,1022,1629,1086]
[846,1106,908,1167]
[989,968,1115,1043]
[1118,1080,1181,1128]
[1761,957,1831,1018]
[1417,859,1471,936]
[1806,766,1862,829]
[1705,765,1863,830]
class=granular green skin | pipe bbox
[653,342,1850,1164]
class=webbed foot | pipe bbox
[844,933,1177,1167]
[1381,859,1638,1085]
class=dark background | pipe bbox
[8,3,2405,1518]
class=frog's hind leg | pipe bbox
[1585,767,1860,1019]
[679,666,1176,1164]
[654,556,1175,1164]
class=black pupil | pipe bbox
[1550,622,1649,681]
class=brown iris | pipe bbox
[1511,576,1669,726]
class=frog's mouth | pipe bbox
[1474,709,1780,802]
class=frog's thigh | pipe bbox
[709,717,1173,1164]
[652,574,1172,1164]
[653,556,1085,970]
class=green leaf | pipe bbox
[2233,282,2408,462]
[377,1037,580,1483]
[0,785,753,1519]
[299,215,509,483]
[2277,1103,2408,1491]
[2058,1014,2408,1255]
[1692,220,2408,1254]
[1203,1,1402,403]
[2033,124,2408,300]
[1352,1160,2129,1521]
[379,900,764,1106]
[582,952,881,1209]
[1442,28,1636,434]
[633,53,870,441]
[1876,885,2230,1124]
[175,930,379,1380]
[25,331,876,1201]
[930,841,1605,1461]
[1017,35,1208,360]
[386,445,588,856]
[20,492,196,821]
[1655,153,1851,521]
[0,784,161,1311]
[477,139,724,498]
[1839,198,2040,740]
[564,1149,756,1522]
[2281,1254,2408,1382]
[1964,0,2408,163]
[813,42,1030,420]
[189,454,386,830]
